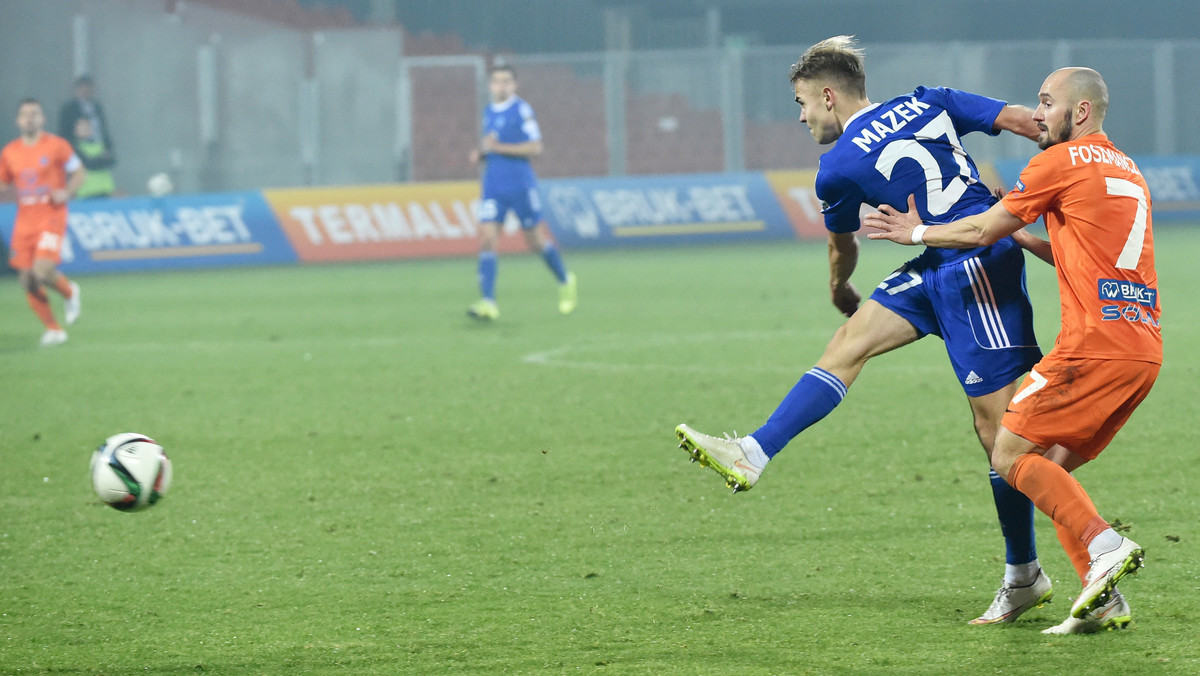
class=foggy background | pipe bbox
[2,0,1196,195]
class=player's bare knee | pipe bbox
[969,385,1016,453]
[973,419,997,454]
[987,440,1030,480]
[820,323,871,371]
[33,271,57,288]
[18,271,38,294]
[989,452,1019,481]
[477,223,501,251]
[969,405,1001,451]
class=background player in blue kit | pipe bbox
[467,64,577,320]
[675,36,1055,624]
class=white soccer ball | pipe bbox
[90,433,172,511]
[146,172,174,197]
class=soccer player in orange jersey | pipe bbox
[865,67,1160,634]
[0,99,86,346]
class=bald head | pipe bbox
[1034,67,1108,149]
[1057,67,1109,121]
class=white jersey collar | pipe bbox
[843,102,881,129]
[489,96,519,113]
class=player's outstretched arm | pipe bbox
[988,185,1054,266]
[0,158,12,199]
[828,231,860,317]
[1011,228,1055,266]
[863,194,1028,249]
[53,166,87,205]
[481,133,544,158]
[993,104,1040,141]
[495,139,544,157]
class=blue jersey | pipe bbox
[816,86,1006,265]
[481,95,541,197]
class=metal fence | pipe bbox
[2,1,1195,194]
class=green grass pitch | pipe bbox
[1,227,1198,674]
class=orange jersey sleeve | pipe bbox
[0,146,12,184]
[1001,134,1161,363]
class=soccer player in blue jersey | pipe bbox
[675,36,1054,624]
[467,64,577,320]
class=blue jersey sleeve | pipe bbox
[914,86,1006,138]
[816,164,867,234]
[517,101,542,143]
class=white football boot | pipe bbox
[40,329,68,347]
[675,424,763,493]
[64,281,81,326]
[1072,537,1144,618]
[1043,588,1131,634]
[969,568,1053,625]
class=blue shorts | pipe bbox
[478,187,543,230]
[870,237,1042,397]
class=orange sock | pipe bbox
[26,290,61,330]
[1054,520,1092,585]
[1054,477,1098,584]
[1009,453,1109,549]
[52,274,74,299]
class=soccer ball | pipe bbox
[146,172,174,197]
[90,433,172,511]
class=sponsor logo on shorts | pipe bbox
[964,371,984,385]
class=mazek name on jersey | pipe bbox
[851,97,932,153]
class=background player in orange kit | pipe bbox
[865,67,1161,634]
[0,98,85,346]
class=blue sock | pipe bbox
[751,367,847,457]
[989,469,1037,565]
[541,244,568,284]
[478,251,497,300]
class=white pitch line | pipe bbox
[31,335,418,353]
[520,329,951,377]
[520,330,816,375]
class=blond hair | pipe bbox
[788,35,867,98]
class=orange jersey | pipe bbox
[1001,133,1161,364]
[0,132,78,224]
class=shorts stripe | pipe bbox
[964,257,1011,348]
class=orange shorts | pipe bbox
[1002,355,1159,460]
[9,209,68,269]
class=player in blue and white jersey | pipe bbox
[467,64,577,321]
[675,36,1055,624]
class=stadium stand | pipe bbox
[182,0,356,30]
[179,0,813,180]
[403,31,469,57]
